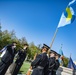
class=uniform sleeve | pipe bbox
[49,57,55,69]
[44,59,49,74]
[55,60,60,70]
[31,54,41,67]
[6,45,12,52]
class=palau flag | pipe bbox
[58,0,76,28]
[59,47,64,65]
[67,57,76,70]
[59,48,64,56]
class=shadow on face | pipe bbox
[50,53,56,57]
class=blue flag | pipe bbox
[59,48,64,56]
[67,57,76,70]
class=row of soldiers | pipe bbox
[0,42,28,75]
[0,42,60,75]
[27,44,61,75]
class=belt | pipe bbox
[48,69,56,72]
[37,66,44,69]
[48,69,52,71]
[53,70,56,72]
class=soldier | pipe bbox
[52,53,61,75]
[12,43,28,75]
[31,44,50,75]
[0,42,17,75]
[45,50,61,75]
[45,50,57,75]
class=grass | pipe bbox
[19,61,31,74]
[0,57,31,74]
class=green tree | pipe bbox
[0,25,42,61]
[27,42,41,59]
[0,30,11,49]
[0,25,2,49]
[63,56,69,67]
[20,37,27,45]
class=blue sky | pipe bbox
[0,0,76,61]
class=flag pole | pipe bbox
[70,53,72,57]
[50,27,58,49]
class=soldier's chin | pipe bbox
[26,47,28,50]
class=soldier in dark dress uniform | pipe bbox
[0,42,17,75]
[45,50,61,75]
[45,50,57,75]
[52,53,61,75]
[12,44,28,75]
[31,44,50,75]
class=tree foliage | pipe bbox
[63,56,69,67]
[0,25,41,59]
